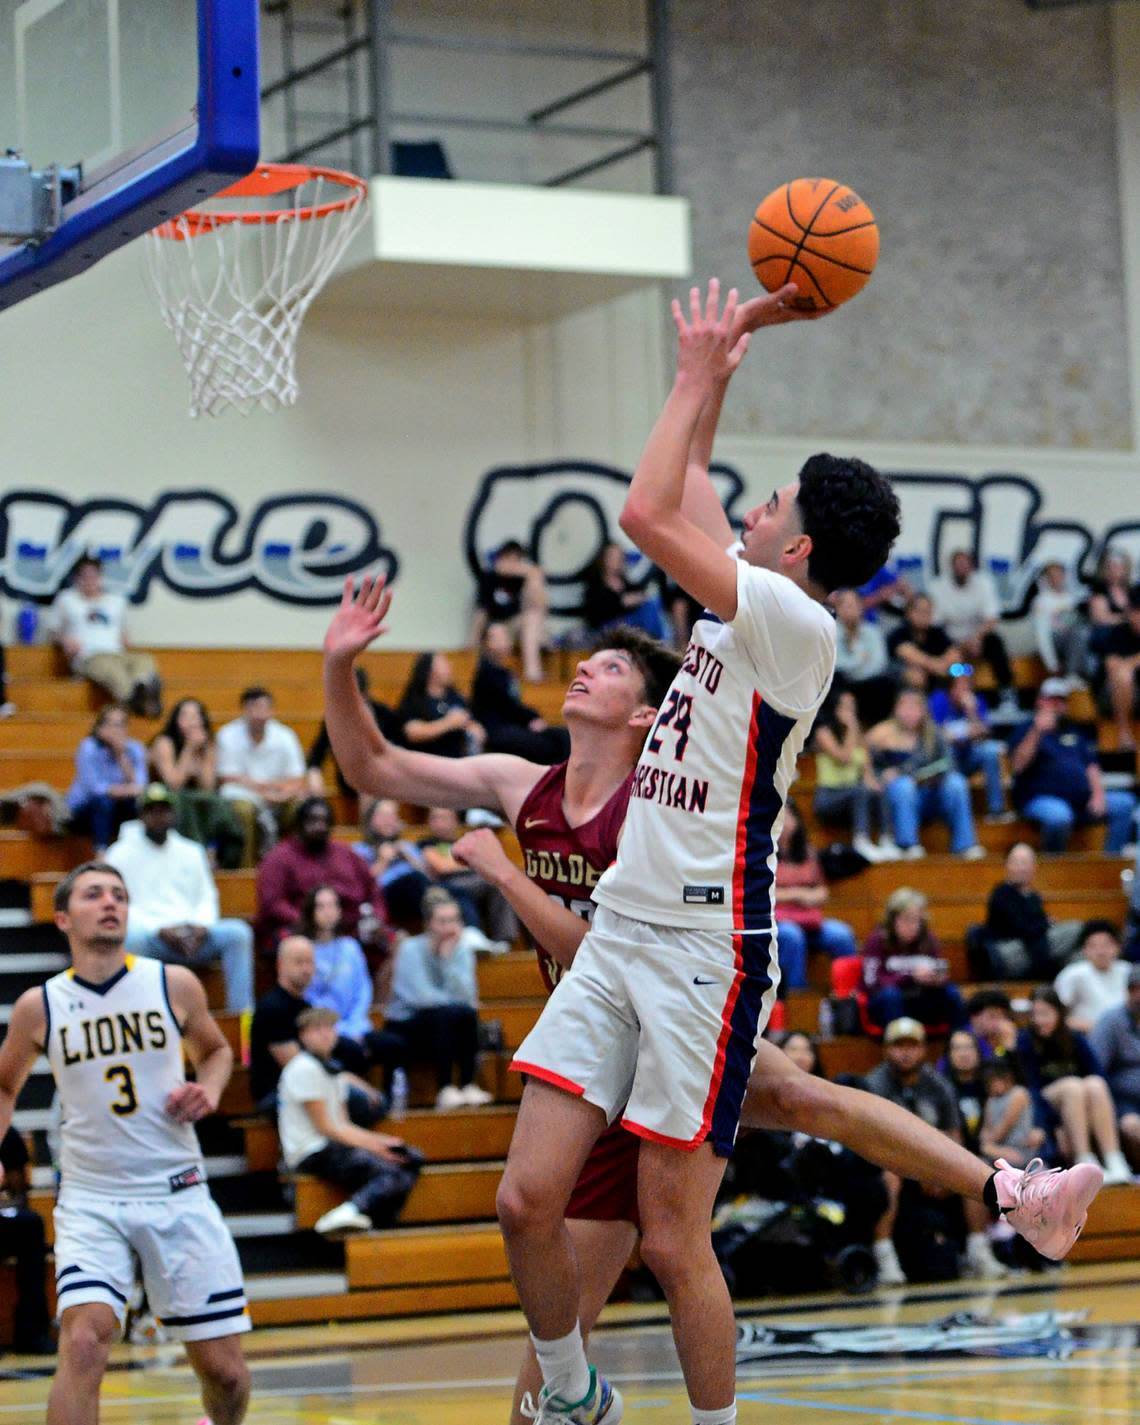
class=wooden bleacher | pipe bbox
[4,641,1140,1327]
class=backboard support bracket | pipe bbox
[0,155,82,242]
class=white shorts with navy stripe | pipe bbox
[53,1186,250,1341]
[511,906,779,1156]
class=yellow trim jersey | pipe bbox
[42,956,204,1198]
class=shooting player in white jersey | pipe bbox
[0,861,251,1425]
[496,283,1104,1425]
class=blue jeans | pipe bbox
[70,793,138,852]
[884,771,977,853]
[1020,790,1136,854]
[127,919,255,1011]
[814,784,879,841]
[868,982,968,1031]
[776,918,858,990]
[954,739,1006,816]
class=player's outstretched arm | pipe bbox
[322,575,542,824]
[0,990,47,1184]
[166,966,232,1122]
[621,281,752,623]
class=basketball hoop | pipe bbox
[144,162,369,417]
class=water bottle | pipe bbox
[817,997,835,1041]
[15,603,37,644]
[389,1068,409,1121]
[357,902,379,945]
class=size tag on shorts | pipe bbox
[169,1165,205,1194]
[683,885,725,905]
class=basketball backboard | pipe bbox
[0,0,259,312]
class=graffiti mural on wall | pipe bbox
[0,489,398,606]
[465,461,1140,617]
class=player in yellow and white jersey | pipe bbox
[0,860,250,1425]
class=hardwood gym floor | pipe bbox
[4,1262,1140,1423]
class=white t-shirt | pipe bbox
[929,572,999,644]
[216,717,305,783]
[278,1051,348,1168]
[105,822,220,934]
[593,552,835,934]
[51,588,128,662]
[1055,959,1129,1026]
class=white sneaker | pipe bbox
[313,1200,371,1236]
[435,1084,466,1110]
[876,837,905,861]
[872,1238,906,1285]
[853,836,884,863]
[964,1231,1008,1279]
[0,701,15,719]
[460,1082,494,1106]
[1102,1151,1134,1186]
[960,844,986,861]
[901,844,927,860]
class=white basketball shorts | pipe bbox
[53,1186,250,1341]
[511,906,779,1155]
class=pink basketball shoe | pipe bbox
[993,1156,1104,1260]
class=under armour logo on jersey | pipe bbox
[683,885,725,905]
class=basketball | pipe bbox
[748,178,879,312]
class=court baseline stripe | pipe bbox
[736,1395,1043,1425]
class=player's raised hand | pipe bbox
[672,279,750,387]
[730,282,829,338]
[323,573,393,661]
[165,1081,217,1123]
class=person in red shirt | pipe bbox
[255,796,384,957]
[773,799,856,989]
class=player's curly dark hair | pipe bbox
[588,624,681,710]
[795,454,901,594]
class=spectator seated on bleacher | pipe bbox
[581,542,667,641]
[969,842,1084,979]
[278,1008,422,1238]
[0,605,13,717]
[417,806,517,944]
[811,690,895,864]
[352,798,432,931]
[942,1030,984,1155]
[148,697,245,869]
[105,783,253,1012]
[382,890,494,1110]
[886,593,960,692]
[929,549,1017,716]
[66,703,146,853]
[300,884,389,1081]
[216,686,309,862]
[1009,680,1137,854]
[1017,986,1133,1184]
[1089,965,1140,1171]
[1103,581,1140,752]
[50,554,162,717]
[773,798,857,990]
[1055,920,1130,1032]
[860,887,968,1033]
[1033,561,1090,684]
[928,663,1012,822]
[858,560,913,623]
[832,588,896,727]
[471,622,570,765]
[979,1059,1044,1168]
[1085,547,1133,689]
[250,933,316,1112]
[397,653,485,759]
[306,665,401,796]
[255,796,385,958]
[864,1017,1006,1283]
[967,989,1019,1064]
[866,688,984,860]
[470,538,548,684]
[0,1125,54,1355]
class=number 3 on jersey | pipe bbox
[648,690,693,762]
[104,1064,139,1116]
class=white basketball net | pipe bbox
[144,170,369,417]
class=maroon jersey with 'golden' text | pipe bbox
[515,761,633,993]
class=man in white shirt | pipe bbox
[216,686,308,851]
[930,550,1016,711]
[106,784,253,1011]
[278,1008,418,1237]
[51,555,162,716]
[1055,920,1130,1033]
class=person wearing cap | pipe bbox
[865,1018,1007,1282]
[1009,682,1136,853]
[277,1007,421,1237]
[1103,582,1140,751]
[105,783,254,1011]
[1089,965,1140,1171]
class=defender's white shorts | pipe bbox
[511,906,778,1156]
[54,1187,250,1341]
